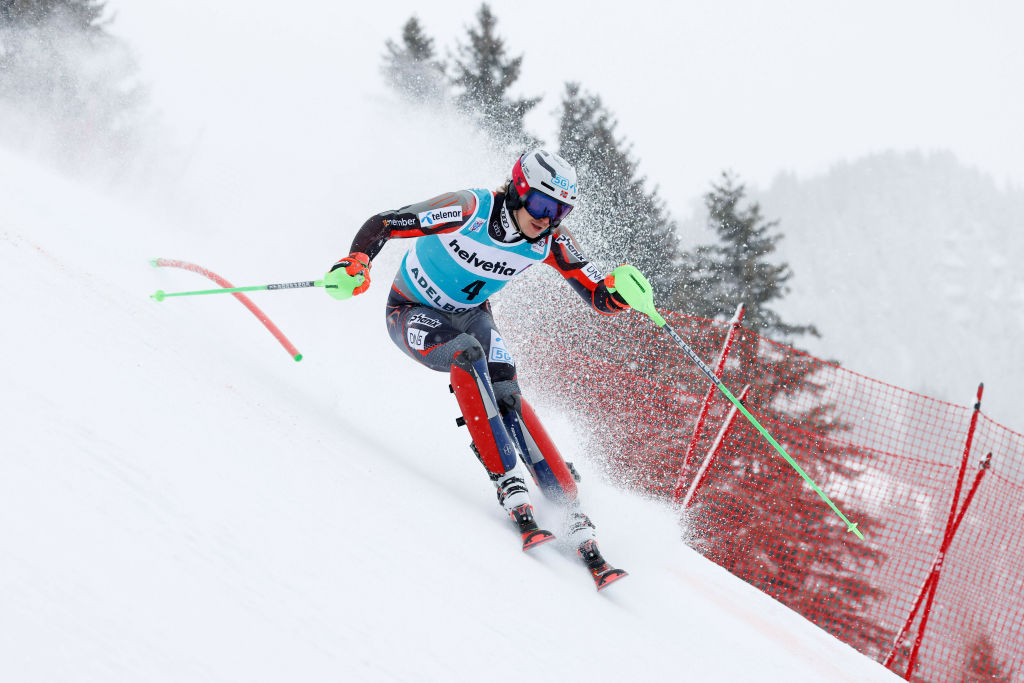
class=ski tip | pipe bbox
[521,529,556,551]
[595,569,629,591]
[293,353,303,362]
[151,289,166,302]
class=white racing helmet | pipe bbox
[507,149,579,227]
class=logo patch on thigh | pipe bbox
[407,329,427,350]
[489,329,513,364]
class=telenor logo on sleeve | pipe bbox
[418,206,463,226]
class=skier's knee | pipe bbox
[449,336,486,370]
[492,379,522,415]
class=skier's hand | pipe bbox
[324,252,371,300]
[604,264,664,325]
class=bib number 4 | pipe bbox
[461,279,485,301]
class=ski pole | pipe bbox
[149,257,332,361]
[608,265,864,540]
[151,279,328,301]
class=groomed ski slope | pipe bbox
[0,148,902,682]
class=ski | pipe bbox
[521,527,556,551]
[509,504,556,551]
[507,504,626,588]
[578,539,628,591]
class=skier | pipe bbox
[325,149,648,589]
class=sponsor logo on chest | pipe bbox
[447,237,520,276]
[498,206,512,238]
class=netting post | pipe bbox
[904,452,992,680]
[884,383,986,676]
[671,303,745,503]
[678,384,751,509]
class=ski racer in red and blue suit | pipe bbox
[325,149,649,587]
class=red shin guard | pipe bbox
[519,397,579,502]
[450,354,510,476]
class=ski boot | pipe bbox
[564,506,628,590]
[577,540,628,590]
[494,470,555,551]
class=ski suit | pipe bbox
[347,188,628,504]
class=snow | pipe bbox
[7,1,1010,678]
[0,147,902,681]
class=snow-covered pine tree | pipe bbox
[556,82,682,301]
[1,0,105,30]
[450,4,539,150]
[675,172,817,339]
[381,16,446,102]
[0,0,144,173]
[664,173,891,655]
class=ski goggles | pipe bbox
[521,189,574,225]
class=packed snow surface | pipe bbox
[11,1,1011,677]
[0,148,901,681]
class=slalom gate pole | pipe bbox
[611,265,864,540]
[150,258,309,362]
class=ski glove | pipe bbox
[324,252,371,300]
[604,264,662,324]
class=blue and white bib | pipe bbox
[400,189,551,312]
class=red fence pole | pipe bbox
[679,384,751,510]
[884,383,985,673]
[904,452,992,680]
[672,303,745,503]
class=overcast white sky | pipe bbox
[112,0,1024,214]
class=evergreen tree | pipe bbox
[0,0,144,172]
[450,4,539,148]
[654,173,893,652]
[381,16,446,101]
[669,326,892,655]
[1,0,105,31]
[961,632,1014,683]
[555,172,888,653]
[557,82,682,298]
[676,172,818,340]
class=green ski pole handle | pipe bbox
[606,264,666,325]
[151,279,348,301]
[322,268,367,300]
[607,264,864,539]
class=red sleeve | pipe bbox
[348,190,478,260]
[543,228,629,315]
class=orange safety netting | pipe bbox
[512,300,1024,683]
